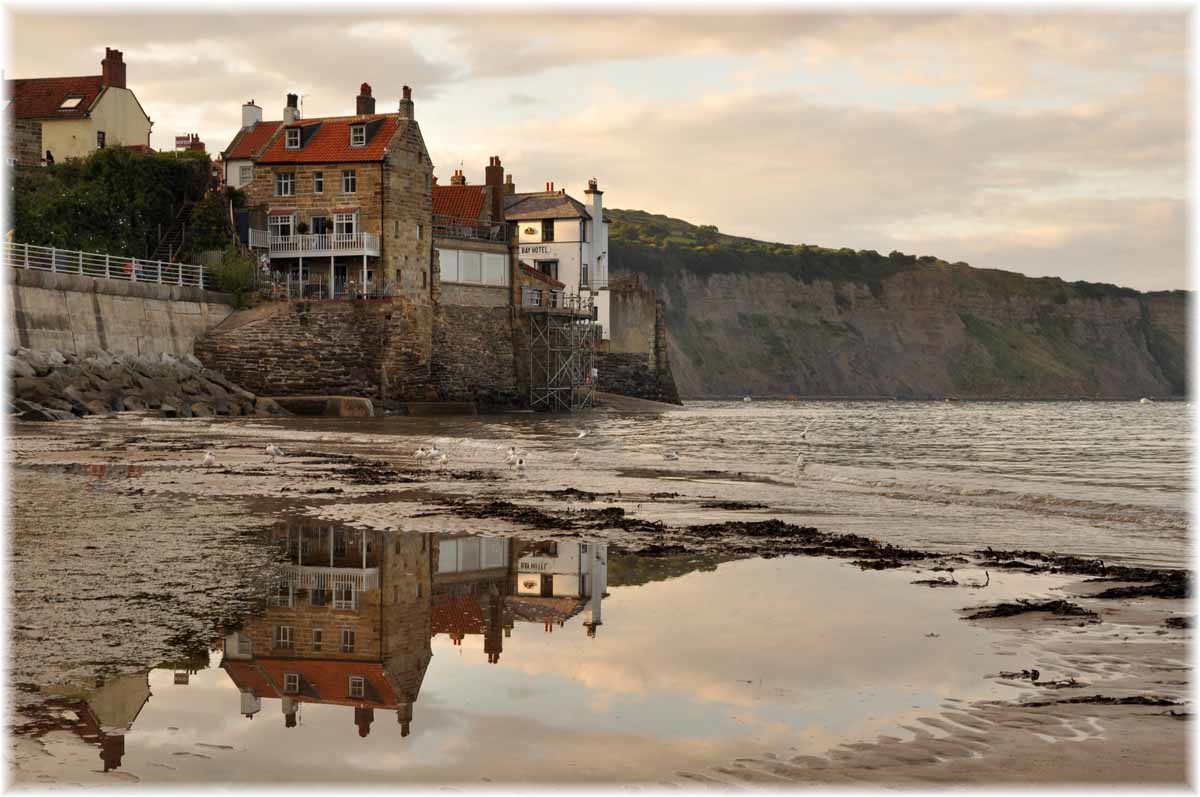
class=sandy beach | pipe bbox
[5,407,1190,786]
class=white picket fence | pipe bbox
[5,241,212,289]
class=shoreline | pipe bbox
[6,414,1191,785]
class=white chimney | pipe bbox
[242,100,262,130]
[283,93,300,124]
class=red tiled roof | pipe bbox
[224,658,402,708]
[433,185,488,221]
[431,594,486,637]
[520,263,565,289]
[506,595,587,624]
[224,120,282,160]
[258,114,401,164]
[120,144,153,154]
[5,75,104,119]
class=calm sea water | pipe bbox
[276,399,1189,568]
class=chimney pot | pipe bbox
[356,83,376,115]
[284,93,300,124]
[402,85,412,100]
[398,86,414,119]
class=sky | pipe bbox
[4,9,1188,291]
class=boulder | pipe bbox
[213,398,233,416]
[160,403,179,418]
[8,356,36,379]
[189,402,213,417]
[122,396,146,412]
[13,400,74,422]
[13,377,53,404]
[253,397,291,416]
[19,349,51,376]
[84,399,111,416]
[45,349,67,368]
[182,353,204,369]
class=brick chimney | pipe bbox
[356,82,375,115]
[484,156,505,221]
[505,174,515,195]
[450,169,466,186]
[398,85,414,120]
[283,93,300,124]
[101,47,126,90]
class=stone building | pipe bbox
[5,115,41,168]
[4,47,152,162]
[432,157,516,308]
[221,520,433,737]
[233,83,434,304]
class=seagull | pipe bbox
[415,447,429,459]
[436,452,448,466]
[571,449,581,464]
[266,444,284,461]
[800,419,816,439]
[504,447,518,465]
[428,445,442,457]
[201,450,217,468]
[662,451,680,461]
[795,453,806,471]
[575,430,588,439]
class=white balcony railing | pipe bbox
[283,564,379,592]
[5,241,211,289]
[249,230,380,258]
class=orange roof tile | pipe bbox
[224,120,282,160]
[5,75,104,119]
[258,114,401,164]
[225,657,402,708]
[433,185,488,221]
[431,594,486,637]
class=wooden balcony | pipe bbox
[249,230,380,258]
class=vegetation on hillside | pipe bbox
[11,147,212,260]
[606,208,1180,302]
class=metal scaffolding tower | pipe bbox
[528,294,598,412]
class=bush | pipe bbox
[209,246,258,308]
[188,193,232,253]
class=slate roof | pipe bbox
[224,120,282,160]
[5,75,105,119]
[257,114,401,164]
[433,185,488,220]
[504,191,592,221]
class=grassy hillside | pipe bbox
[606,209,1187,399]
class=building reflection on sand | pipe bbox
[34,523,609,770]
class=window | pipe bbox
[274,625,293,650]
[542,220,554,242]
[313,171,323,193]
[334,583,356,610]
[342,169,356,193]
[460,251,482,283]
[580,220,587,242]
[334,530,347,556]
[483,253,508,286]
[271,578,293,607]
[538,260,559,281]
[58,96,83,110]
[350,125,366,147]
[417,223,423,240]
[284,673,300,694]
[341,629,356,653]
[312,628,323,651]
[96,131,105,149]
[285,128,300,149]
[349,676,365,698]
[438,249,459,282]
[311,587,327,606]
[581,263,589,289]
[237,636,252,656]
[334,212,357,238]
[239,165,252,184]
[275,172,294,196]
[311,216,330,235]
[268,214,294,238]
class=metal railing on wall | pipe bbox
[5,241,211,289]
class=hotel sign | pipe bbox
[520,245,552,255]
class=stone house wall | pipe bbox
[7,116,42,168]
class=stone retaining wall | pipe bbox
[595,351,681,405]
[7,267,234,357]
[431,305,518,407]
[195,299,437,402]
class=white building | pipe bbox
[505,179,611,338]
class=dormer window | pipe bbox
[350,125,366,147]
[58,96,83,110]
[285,128,300,149]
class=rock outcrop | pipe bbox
[8,348,290,422]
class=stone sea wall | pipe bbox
[431,305,519,406]
[8,267,234,358]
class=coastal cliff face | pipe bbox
[609,211,1187,400]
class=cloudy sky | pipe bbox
[6,10,1187,290]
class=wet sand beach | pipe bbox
[6,403,1190,786]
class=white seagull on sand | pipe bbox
[266,444,285,461]
[415,447,429,459]
[575,430,588,439]
[201,450,217,468]
[800,419,816,440]
[662,451,680,461]
[571,449,581,464]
